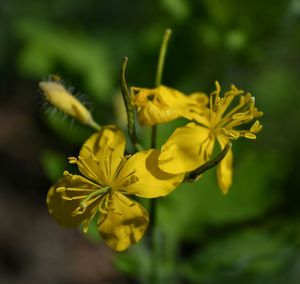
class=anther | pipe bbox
[220,128,229,136]
[56,187,66,193]
[232,112,246,120]
[68,157,77,164]
[72,208,85,216]
[244,133,257,139]
[228,129,240,139]
[83,224,89,233]
[250,120,260,132]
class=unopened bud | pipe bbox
[39,80,100,130]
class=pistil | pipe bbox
[79,186,111,209]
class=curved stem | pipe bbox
[120,57,143,152]
[155,29,172,87]
[185,143,232,181]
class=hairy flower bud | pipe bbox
[39,80,100,130]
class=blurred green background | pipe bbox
[1,0,300,283]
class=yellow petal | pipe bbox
[187,92,211,126]
[77,125,126,185]
[132,85,202,126]
[159,123,215,174]
[98,192,149,251]
[47,174,100,227]
[114,149,184,198]
[216,135,233,194]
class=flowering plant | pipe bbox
[40,29,263,280]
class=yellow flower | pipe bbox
[132,85,202,126]
[47,125,183,251]
[158,82,263,194]
[39,78,99,129]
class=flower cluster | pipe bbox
[41,34,263,251]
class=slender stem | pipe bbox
[151,29,172,150]
[150,125,157,148]
[155,29,172,87]
[120,57,143,152]
[185,143,232,181]
[150,28,172,284]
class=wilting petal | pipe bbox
[187,92,211,126]
[216,135,233,194]
[132,85,202,126]
[47,174,101,227]
[98,192,149,251]
[159,123,215,174]
[77,125,126,185]
[114,149,184,198]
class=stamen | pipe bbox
[72,209,84,216]
[250,120,260,133]
[72,194,104,217]
[224,114,253,129]
[104,146,115,183]
[82,223,89,233]
[56,187,66,193]
[64,187,95,192]
[220,127,229,136]
[82,209,98,233]
[68,157,77,164]
[216,97,246,127]
[99,197,108,214]
[78,156,100,182]
[198,135,212,161]
[116,169,136,187]
[244,133,257,139]
[227,129,240,139]
[98,193,114,215]
[232,112,247,120]
[113,155,130,182]
[62,195,87,201]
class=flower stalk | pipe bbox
[185,143,232,182]
[150,28,172,284]
[151,28,172,148]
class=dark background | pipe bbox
[1,0,300,283]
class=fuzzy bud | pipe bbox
[39,80,100,130]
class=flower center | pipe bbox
[202,82,263,140]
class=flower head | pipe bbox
[158,82,263,193]
[47,125,183,251]
[132,85,201,126]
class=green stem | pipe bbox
[151,29,172,150]
[155,29,172,87]
[120,57,143,152]
[185,143,232,181]
[149,28,172,284]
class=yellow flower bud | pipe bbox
[39,80,100,130]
